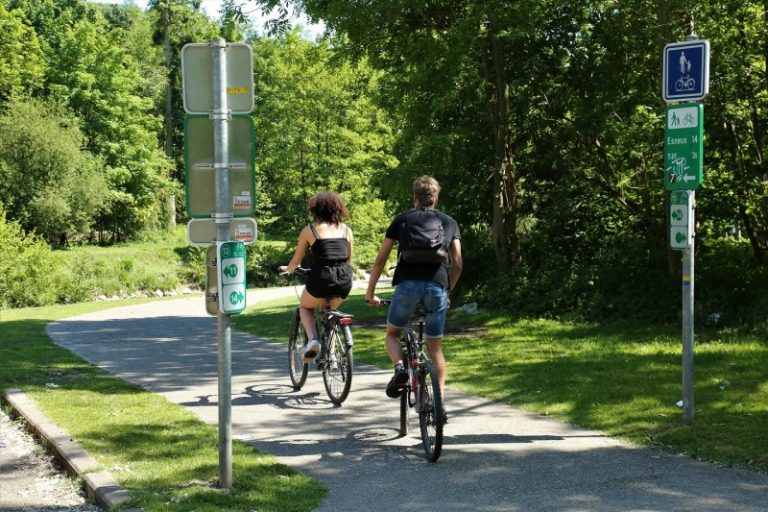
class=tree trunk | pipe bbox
[657,0,678,276]
[490,26,520,272]
[163,8,176,230]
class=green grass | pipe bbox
[0,299,325,512]
[233,289,768,474]
[55,228,202,299]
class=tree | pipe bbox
[0,98,107,245]
[9,0,175,241]
[0,1,45,100]
[251,30,397,243]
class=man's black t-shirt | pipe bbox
[385,207,460,288]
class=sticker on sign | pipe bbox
[667,105,699,129]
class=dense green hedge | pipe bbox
[470,232,768,333]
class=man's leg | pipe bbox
[385,324,404,365]
[426,337,446,395]
[384,324,408,397]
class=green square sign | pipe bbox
[664,103,703,190]
[670,190,693,250]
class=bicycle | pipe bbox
[282,267,354,405]
[379,300,445,462]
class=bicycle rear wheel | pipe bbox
[288,308,308,389]
[322,321,353,404]
[418,361,444,462]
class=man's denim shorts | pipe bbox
[387,280,448,339]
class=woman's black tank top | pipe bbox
[305,224,352,299]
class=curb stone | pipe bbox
[2,388,139,512]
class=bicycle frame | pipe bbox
[282,267,354,404]
[381,299,444,461]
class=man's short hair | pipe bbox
[412,176,440,207]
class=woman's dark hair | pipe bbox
[308,191,349,224]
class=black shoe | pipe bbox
[386,365,408,398]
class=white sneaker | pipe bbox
[303,339,321,362]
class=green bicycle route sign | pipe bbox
[664,103,703,191]
[217,241,246,314]
[670,190,693,250]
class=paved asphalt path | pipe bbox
[46,286,768,511]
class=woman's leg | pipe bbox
[299,290,320,340]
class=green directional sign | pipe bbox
[670,190,693,250]
[664,103,703,190]
[217,241,246,314]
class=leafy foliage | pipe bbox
[251,30,397,250]
[0,98,108,245]
[0,206,61,307]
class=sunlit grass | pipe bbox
[236,291,768,473]
[0,300,325,511]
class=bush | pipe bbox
[0,207,62,307]
[697,238,768,330]
[246,241,293,287]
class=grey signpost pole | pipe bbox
[663,36,708,424]
[681,196,694,423]
[211,38,233,489]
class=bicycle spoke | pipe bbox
[323,322,353,404]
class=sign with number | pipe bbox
[664,103,703,190]
[217,241,246,314]
[670,191,693,250]
[663,40,710,102]
[181,43,254,114]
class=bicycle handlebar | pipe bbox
[279,266,310,277]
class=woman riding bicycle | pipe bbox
[279,191,354,362]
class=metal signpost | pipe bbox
[662,37,709,424]
[181,39,254,489]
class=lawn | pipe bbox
[0,299,325,512]
[233,288,768,473]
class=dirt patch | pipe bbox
[0,408,98,512]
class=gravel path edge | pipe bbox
[2,388,138,512]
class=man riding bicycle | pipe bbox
[365,176,462,411]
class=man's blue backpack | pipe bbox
[398,208,449,264]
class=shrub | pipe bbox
[0,207,62,307]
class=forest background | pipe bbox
[1,0,767,333]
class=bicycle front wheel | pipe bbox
[399,384,409,436]
[418,361,444,462]
[288,308,308,389]
[322,321,353,404]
